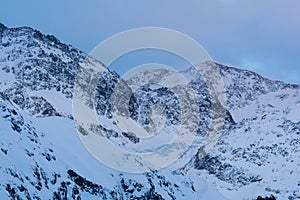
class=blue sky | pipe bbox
[1,0,299,83]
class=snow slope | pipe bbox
[1,22,300,199]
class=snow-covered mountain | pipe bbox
[0,23,299,199]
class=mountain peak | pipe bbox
[0,22,7,32]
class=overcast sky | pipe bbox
[1,0,299,83]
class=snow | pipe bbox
[0,97,228,199]
[1,24,300,199]
[29,90,72,116]
[0,70,16,90]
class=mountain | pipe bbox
[0,23,299,199]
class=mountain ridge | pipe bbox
[0,22,299,199]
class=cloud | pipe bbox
[0,0,299,83]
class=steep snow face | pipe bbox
[179,64,300,200]
[0,23,300,200]
[0,94,227,199]
[191,75,300,199]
